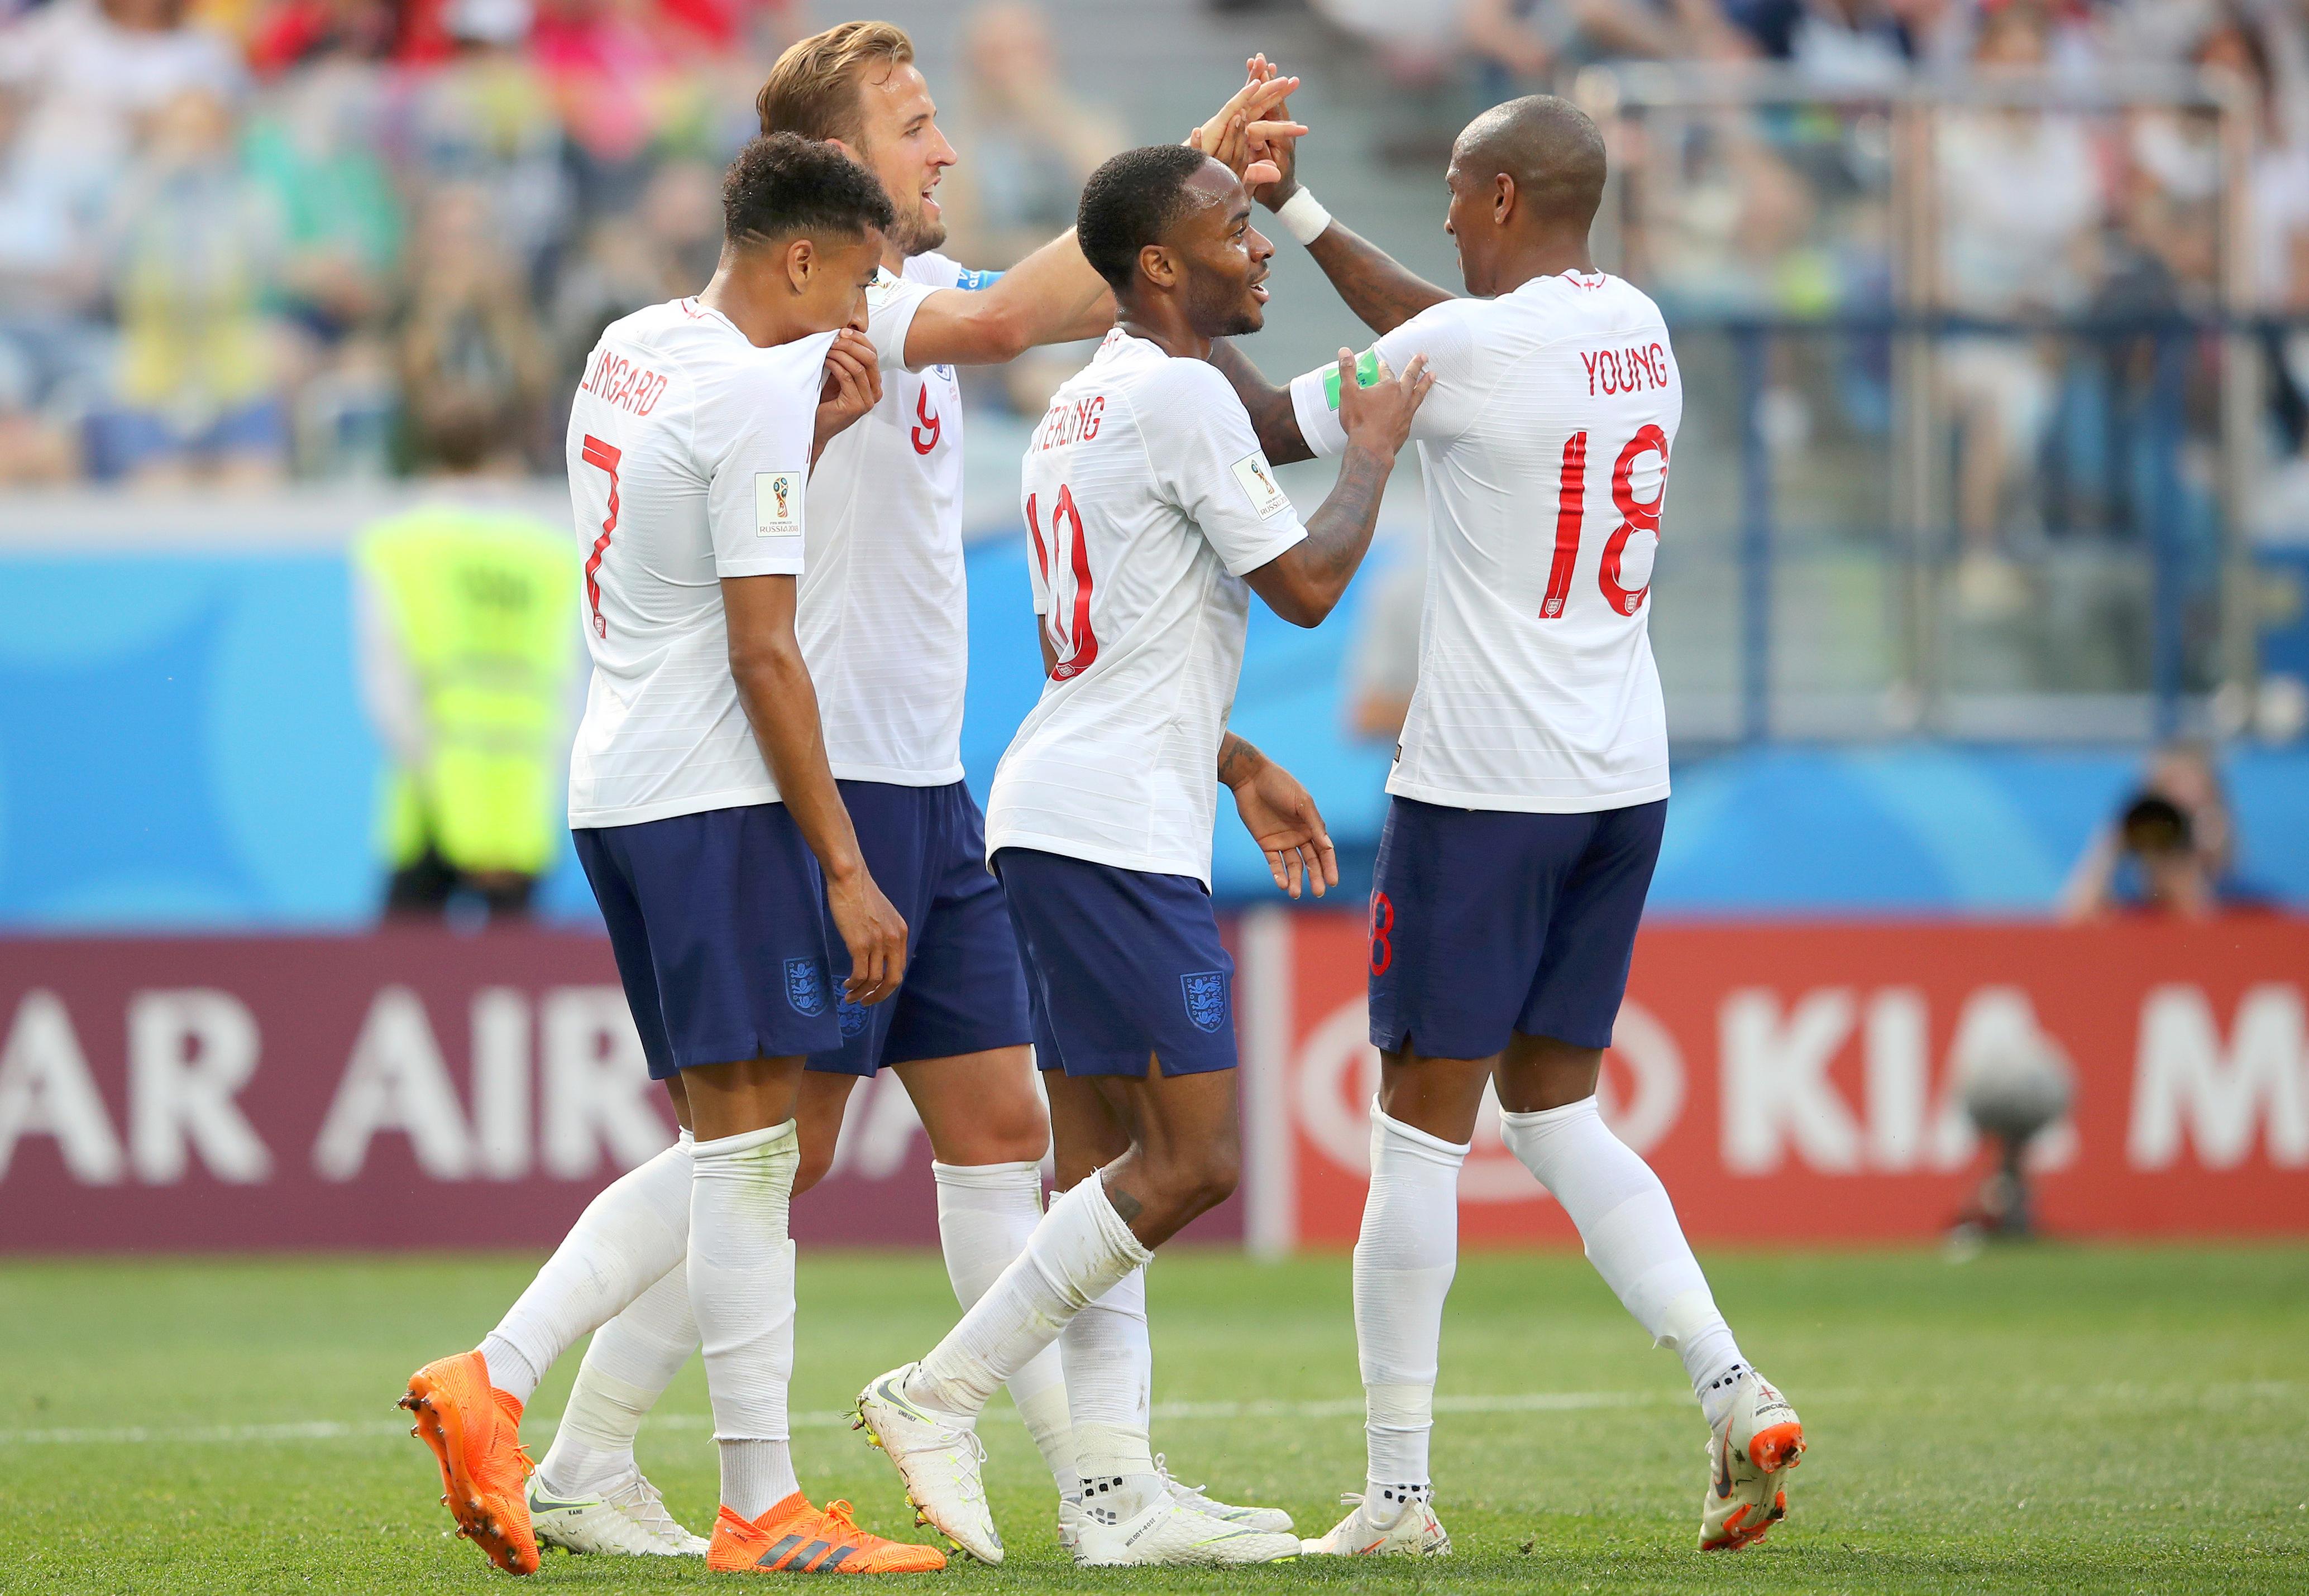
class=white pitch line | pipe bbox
[2,1379,2295,1451]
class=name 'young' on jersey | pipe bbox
[1287,270,1679,814]
[987,330,1307,886]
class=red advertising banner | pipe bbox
[1235,910,2309,1250]
[0,929,953,1253]
[6,918,2303,1253]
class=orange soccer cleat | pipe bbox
[401,1350,539,1575]
[1699,1370,1805,1551]
[706,1493,948,1575]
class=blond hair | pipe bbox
[757,21,915,146]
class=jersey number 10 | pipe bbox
[1541,423,1668,621]
[1026,483,1099,679]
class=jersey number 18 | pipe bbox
[1540,423,1668,621]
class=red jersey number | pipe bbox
[1537,424,1669,620]
[579,434,622,639]
[1026,483,1099,679]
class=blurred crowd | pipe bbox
[0,0,1126,484]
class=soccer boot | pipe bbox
[1699,1370,1805,1551]
[853,1364,1002,1564]
[401,1349,539,1575]
[528,1468,708,1556]
[1155,1453,1293,1533]
[1072,1488,1300,1566]
[706,1493,946,1574]
[1300,1492,1451,1556]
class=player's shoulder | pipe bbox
[1511,270,1670,336]
[901,251,996,292]
[1120,339,1245,418]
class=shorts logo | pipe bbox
[837,996,869,1038]
[784,958,828,1017]
[1180,971,1229,1034]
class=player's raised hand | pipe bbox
[828,866,907,1005]
[1187,58,1304,190]
[1223,739,1339,900]
[813,328,881,458]
[1335,348,1433,460]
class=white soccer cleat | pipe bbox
[1057,1496,1087,1557]
[853,1364,1003,1565]
[1699,1370,1805,1551]
[1070,1490,1301,1567]
[527,1469,708,1556]
[1299,1492,1451,1557]
[1155,1453,1293,1533]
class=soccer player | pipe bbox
[851,143,1432,1568]
[1204,90,1808,1555]
[511,23,1308,1560]
[399,132,945,1578]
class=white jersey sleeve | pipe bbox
[1286,298,1485,458]
[862,251,987,373]
[695,328,834,577]
[1149,360,1308,577]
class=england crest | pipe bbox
[1180,971,1229,1034]
[838,996,869,1038]
[784,957,828,1017]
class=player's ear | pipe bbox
[1493,172,1517,226]
[784,236,816,295]
[825,136,862,169]
[1139,242,1178,292]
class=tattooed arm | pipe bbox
[1241,349,1432,628]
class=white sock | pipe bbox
[1060,1263,1150,1507]
[536,1257,697,1499]
[1354,1103,1466,1518]
[1498,1097,1747,1425]
[933,1159,1078,1498]
[910,1172,1151,1420]
[690,1121,802,1518]
[479,1133,692,1405]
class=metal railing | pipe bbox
[1578,65,2291,743]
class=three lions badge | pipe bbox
[1180,971,1230,1034]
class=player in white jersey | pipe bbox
[513,22,1311,1559]
[852,142,1432,1568]
[400,133,945,1578]
[1204,89,1807,1557]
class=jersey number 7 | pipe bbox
[1026,483,1099,679]
[1540,423,1669,621]
[579,434,622,639]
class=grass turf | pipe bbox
[1,1244,2303,1593]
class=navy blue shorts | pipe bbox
[808,781,1034,1077]
[1368,796,1666,1058]
[992,847,1237,1078]
[574,804,843,1079]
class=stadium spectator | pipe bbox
[549,156,721,398]
[397,180,551,468]
[2060,739,2274,918]
[1344,542,1427,741]
[1935,1,2098,615]
[87,85,291,483]
[936,2,1127,271]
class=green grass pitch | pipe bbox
[2,1243,2304,1593]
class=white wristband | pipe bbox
[1275,186,1332,246]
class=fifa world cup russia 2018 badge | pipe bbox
[1180,971,1229,1033]
[772,477,791,520]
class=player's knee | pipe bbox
[1148,1141,1239,1215]
[790,1133,837,1197]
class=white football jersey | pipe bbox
[1288,270,1679,813]
[565,298,835,828]
[988,330,1308,886]
[800,251,982,785]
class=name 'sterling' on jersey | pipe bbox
[1033,394,1106,452]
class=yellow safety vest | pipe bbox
[355,504,577,876]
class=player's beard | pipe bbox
[891,193,948,258]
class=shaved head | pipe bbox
[1454,94,1607,229]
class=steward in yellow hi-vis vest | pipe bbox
[355,497,579,919]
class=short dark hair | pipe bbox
[1077,144,1217,294]
[722,131,895,249]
